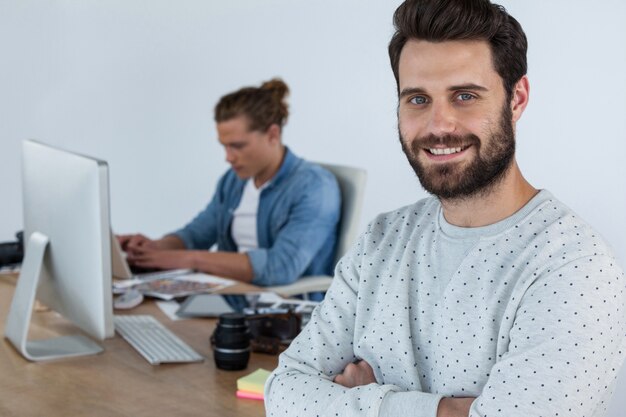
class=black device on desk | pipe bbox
[182,294,304,355]
[0,231,24,268]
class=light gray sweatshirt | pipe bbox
[265,190,626,417]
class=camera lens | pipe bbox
[212,313,250,370]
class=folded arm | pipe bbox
[265,228,445,417]
[334,361,474,417]
[267,230,625,417]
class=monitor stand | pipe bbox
[4,232,103,361]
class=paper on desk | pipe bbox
[0,264,20,274]
[112,268,192,291]
[237,368,272,394]
[177,273,237,288]
[236,390,264,401]
[116,273,237,300]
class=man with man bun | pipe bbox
[119,79,341,287]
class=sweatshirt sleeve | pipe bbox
[264,227,443,417]
[468,254,625,416]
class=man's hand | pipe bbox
[437,397,475,417]
[118,234,186,256]
[334,360,376,388]
[126,248,193,270]
[117,234,158,252]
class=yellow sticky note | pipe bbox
[236,368,272,394]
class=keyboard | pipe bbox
[114,315,204,365]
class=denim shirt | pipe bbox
[172,148,341,287]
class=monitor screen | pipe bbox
[5,140,114,361]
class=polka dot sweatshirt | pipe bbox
[265,190,626,417]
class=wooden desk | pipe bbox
[0,273,277,417]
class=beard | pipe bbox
[399,103,516,200]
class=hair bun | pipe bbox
[261,78,290,102]
[215,77,290,131]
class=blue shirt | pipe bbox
[173,148,341,287]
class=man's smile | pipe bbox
[423,145,472,161]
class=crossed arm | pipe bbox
[265,239,625,417]
[334,360,474,417]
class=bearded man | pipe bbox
[265,1,625,416]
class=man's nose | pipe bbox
[225,148,236,164]
[426,102,457,136]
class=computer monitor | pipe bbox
[4,139,114,361]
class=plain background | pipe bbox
[1,1,625,414]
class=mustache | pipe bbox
[410,133,481,151]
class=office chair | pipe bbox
[266,163,367,297]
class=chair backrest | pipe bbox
[318,163,367,264]
[264,163,367,298]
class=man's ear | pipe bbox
[266,123,282,144]
[511,75,530,124]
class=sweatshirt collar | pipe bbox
[437,190,553,240]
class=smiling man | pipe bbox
[265,1,625,416]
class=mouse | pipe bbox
[114,289,144,310]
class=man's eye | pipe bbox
[409,96,428,105]
[457,93,475,102]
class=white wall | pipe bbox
[1,0,626,413]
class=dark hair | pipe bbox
[214,78,289,132]
[388,0,527,99]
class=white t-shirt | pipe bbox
[231,179,267,252]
